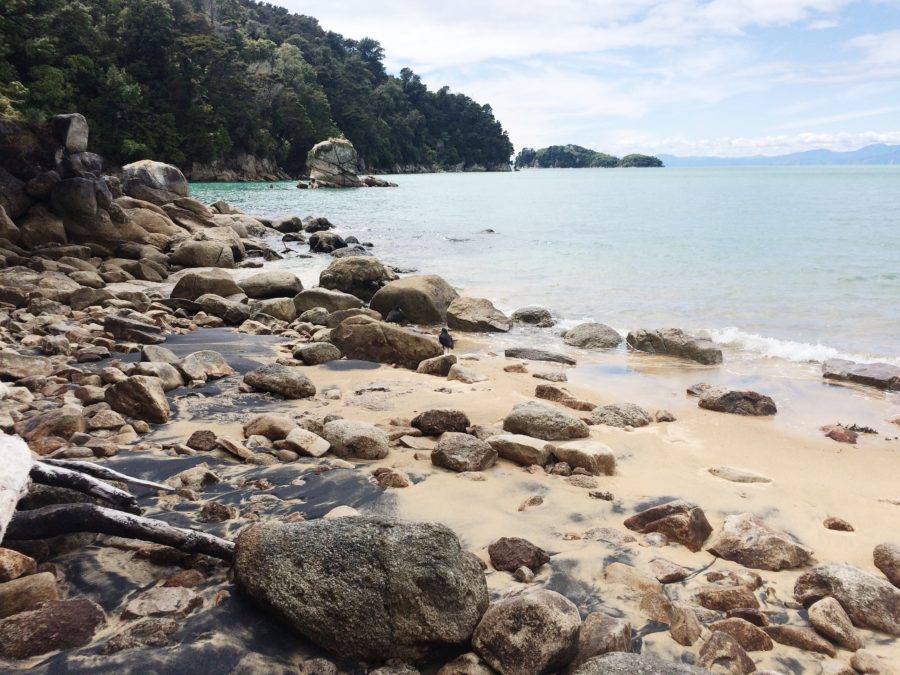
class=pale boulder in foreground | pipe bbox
[233,518,488,663]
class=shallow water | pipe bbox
[191,167,900,365]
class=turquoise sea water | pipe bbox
[191,168,900,365]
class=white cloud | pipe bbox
[846,29,900,63]
[611,130,900,155]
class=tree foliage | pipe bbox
[515,145,663,168]
[0,0,514,174]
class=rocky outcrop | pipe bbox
[822,358,900,391]
[330,316,442,369]
[233,518,488,662]
[370,275,460,325]
[626,328,723,365]
[707,513,812,570]
[307,138,365,188]
[447,297,511,332]
[187,154,290,182]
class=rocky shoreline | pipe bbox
[0,115,898,674]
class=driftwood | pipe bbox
[40,459,175,493]
[29,462,140,514]
[5,503,235,561]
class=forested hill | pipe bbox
[515,145,663,168]
[0,0,514,177]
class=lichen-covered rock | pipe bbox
[432,433,497,472]
[330,316,442,370]
[447,297,511,333]
[234,518,488,663]
[370,275,460,325]
[502,401,590,441]
[243,364,316,399]
[626,328,723,365]
[180,350,234,381]
[589,403,651,428]
[708,618,773,651]
[624,500,712,552]
[707,513,812,571]
[322,419,389,460]
[472,589,581,675]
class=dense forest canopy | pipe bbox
[0,0,514,174]
[515,145,663,168]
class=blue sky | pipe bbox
[274,1,900,156]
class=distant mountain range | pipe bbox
[659,144,900,167]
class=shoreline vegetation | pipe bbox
[515,145,664,169]
[0,112,898,673]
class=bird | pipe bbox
[439,327,455,353]
[385,305,405,325]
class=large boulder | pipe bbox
[170,269,241,301]
[502,401,590,441]
[624,500,712,552]
[707,513,812,570]
[563,323,623,349]
[370,275,459,325]
[170,240,235,269]
[626,328,723,365]
[121,160,189,204]
[794,564,900,635]
[447,297,511,333]
[52,113,89,152]
[0,168,33,219]
[51,177,146,242]
[239,271,303,299]
[330,316,442,370]
[822,358,900,391]
[233,518,488,662]
[699,389,777,416]
[512,306,555,327]
[319,257,392,301]
[243,364,316,399]
[307,138,365,188]
[105,375,171,424]
[432,433,497,472]
[294,287,363,314]
[322,419,389,460]
[472,589,581,675]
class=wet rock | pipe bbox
[624,500,712,552]
[417,354,458,377]
[322,419,389,460]
[571,653,708,674]
[294,342,342,365]
[0,571,59,619]
[822,358,900,391]
[283,428,330,458]
[709,618,773,651]
[294,287,363,314]
[699,389,777,416]
[488,537,550,572]
[447,297,511,333]
[762,625,835,656]
[0,352,52,380]
[309,231,347,253]
[502,401,590,441]
[243,364,316,399]
[570,613,632,669]
[511,306,555,327]
[318,257,392,301]
[106,375,171,424]
[547,440,616,476]
[370,274,459,325]
[626,328,723,365]
[432,433,497,472]
[412,408,471,436]
[794,564,900,635]
[331,316,442,370]
[170,269,242,300]
[100,617,179,655]
[696,586,760,612]
[239,270,303,299]
[487,433,553,466]
[697,631,756,673]
[563,323,622,349]
[234,518,488,663]
[873,542,900,588]
[0,597,105,659]
[0,549,36,582]
[122,586,202,619]
[504,347,576,366]
[243,414,296,441]
[589,402,651,428]
[808,597,863,650]
[472,589,580,675]
[707,513,812,571]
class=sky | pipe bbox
[273,1,900,157]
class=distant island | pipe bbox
[515,145,664,169]
[659,143,900,168]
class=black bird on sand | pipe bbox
[439,327,455,353]
[385,305,405,325]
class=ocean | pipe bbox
[190,167,900,367]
